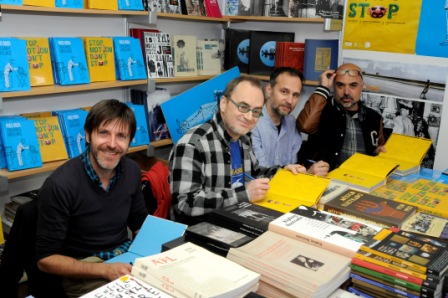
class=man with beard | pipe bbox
[251,67,328,176]
[36,99,147,297]
[169,75,306,225]
[297,63,386,170]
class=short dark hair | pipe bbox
[222,75,267,104]
[84,99,137,144]
[269,67,304,91]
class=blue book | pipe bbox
[0,38,31,92]
[350,273,419,298]
[112,37,147,81]
[117,0,143,11]
[126,103,150,147]
[106,215,187,265]
[49,37,90,86]
[161,66,240,144]
[0,117,43,171]
[303,39,339,81]
[53,109,88,158]
[55,0,84,9]
[0,0,22,4]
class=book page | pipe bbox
[378,133,432,166]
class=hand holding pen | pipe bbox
[244,172,270,203]
[306,159,330,177]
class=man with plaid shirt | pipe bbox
[297,63,386,171]
[169,76,306,226]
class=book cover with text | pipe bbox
[196,39,221,76]
[0,37,31,92]
[173,35,198,77]
[144,32,174,78]
[118,0,144,10]
[126,103,150,147]
[83,37,116,82]
[224,28,250,73]
[30,116,68,163]
[55,0,84,8]
[303,39,338,81]
[54,108,88,158]
[112,36,147,80]
[21,37,54,86]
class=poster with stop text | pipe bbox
[342,0,423,54]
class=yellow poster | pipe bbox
[343,0,423,54]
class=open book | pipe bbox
[377,133,432,176]
[255,169,331,213]
[327,153,399,193]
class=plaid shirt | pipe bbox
[339,111,366,167]
[169,113,279,222]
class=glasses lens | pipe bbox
[238,104,250,113]
[252,110,263,118]
[338,69,361,77]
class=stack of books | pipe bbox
[351,229,448,298]
[227,231,352,297]
[4,189,39,223]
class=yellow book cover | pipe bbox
[23,0,55,7]
[377,133,432,176]
[86,0,118,10]
[0,212,4,245]
[21,37,54,86]
[31,116,69,163]
[255,169,331,213]
[327,153,399,193]
[83,37,116,82]
[21,111,53,119]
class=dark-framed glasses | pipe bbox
[337,69,363,78]
[227,96,263,118]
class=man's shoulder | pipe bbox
[177,121,215,145]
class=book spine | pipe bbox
[351,273,419,298]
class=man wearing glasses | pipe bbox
[251,67,329,176]
[169,75,306,225]
[297,63,385,170]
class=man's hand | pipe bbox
[104,263,133,281]
[284,164,307,174]
[307,161,330,177]
[375,145,386,155]
[320,70,336,89]
[246,178,270,203]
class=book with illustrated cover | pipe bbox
[303,39,338,81]
[118,0,144,10]
[0,117,43,171]
[401,212,448,240]
[224,28,250,73]
[29,116,68,163]
[143,31,174,78]
[262,0,288,17]
[112,36,147,80]
[327,152,399,193]
[152,0,182,14]
[204,0,222,17]
[54,108,88,158]
[269,206,381,258]
[173,34,198,77]
[248,30,295,75]
[23,0,54,8]
[196,39,221,76]
[377,133,433,176]
[145,87,171,142]
[49,37,90,85]
[86,0,118,10]
[323,189,417,229]
[317,180,349,209]
[222,0,238,16]
[182,0,207,16]
[21,37,54,87]
[132,242,260,298]
[83,37,116,82]
[208,201,283,237]
[126,103,150,147]
[55,0,84,8]
[0,37,31,92]
[274,41,305,74]
[130,28,160,57]
[254,169,331,213]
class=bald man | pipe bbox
[297,63,385,170]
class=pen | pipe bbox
[244,173,255,181]
[307,159,317,164]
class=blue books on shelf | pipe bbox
[53,108,89,158]
[126,102,150,147]
[0,37,31,92]
[55,0,84,9]
[0,117,43,171]
[161,66,240,144]
[112,37,147,81]
[117,0,143,10]
[106,215,187,265]
[303,39,339,81]
[49,37,90,86]
[0,0,22,5]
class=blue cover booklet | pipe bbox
[112,37,147,81]
[161,66,240,144]
[0,38,31,92]
[49,37,90,86]
[126,103,150,147]
[55,0,84,9]
[118,0,144,10]
[0,0,22,5]
[0,117,43,171]
[53,109,88,158]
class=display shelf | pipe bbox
[151,138,173,148]
[0,4,146,15]
[226,16,325,23]
[0,145,148,180]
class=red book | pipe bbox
[275,42,305,74]
[204,0,223,18]
[129,28,160,57]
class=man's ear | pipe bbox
[220,96,227,113]
[265,83,272,97]
[85,131,90,144]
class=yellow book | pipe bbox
[31,116,69,163]
[21,37,54,86]
[327,153,399,193]
[83,37,116,82]
[86,0,118,10]
[377,133,432,176]
[23,0,55,7]
[0,212,4,245]
[255,169,331,213]
[21,111,53,119]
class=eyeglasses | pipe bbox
[226,96,263,118]
[337,69,363,79]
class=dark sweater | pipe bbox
[36,156,147,260]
